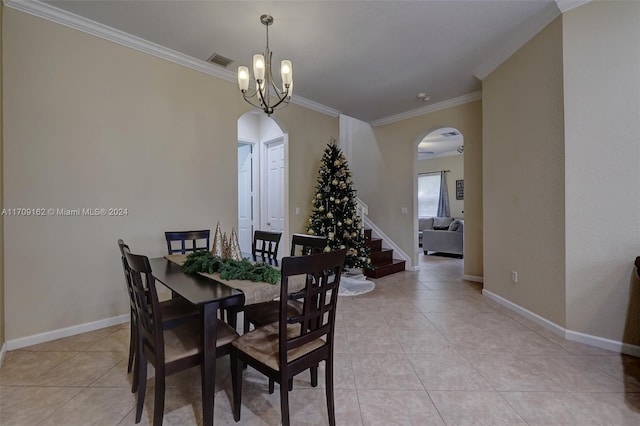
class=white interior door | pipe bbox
[237,143,253,254]
[264,139,285,256]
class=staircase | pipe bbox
[363,228,406,278]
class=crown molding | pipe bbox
[555,0,591,13]
[290,95,341,118]
[4,0,341,118]
[473,2,561,81]
[370,91,482,127]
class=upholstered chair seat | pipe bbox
[232,322,325,371]
[162,320,237,363]
[242,300,303,329]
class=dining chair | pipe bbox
[289,233,329,256]
[244,233,328,333]
[231,249,347,426]
[124,250,239,426]
[242,234,329,391]
[117,239,199,392]
[165,229,210,255]
[252,230,282,266]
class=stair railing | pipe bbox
[355,197,368,235]
[355,197,413,269]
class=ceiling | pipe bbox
[37,0,561,123]
[418,127,464,160]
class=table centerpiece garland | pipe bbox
[181,251,280,284]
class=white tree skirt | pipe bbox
[339,271,375,296]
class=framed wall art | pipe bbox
[456,179,464,200]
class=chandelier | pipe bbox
[237,15,293,116]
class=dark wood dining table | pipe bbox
[148,257,244,426]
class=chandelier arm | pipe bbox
[242,89,260,100]
[242,92,264,109]
[266,90,290,110]
[257,84,268,108]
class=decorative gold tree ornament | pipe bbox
[221,232,232,259]
[229,228,243,260]
[211,222,223,257]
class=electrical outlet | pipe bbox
[295,207,300,215]
[511,271,518,283]
[401,207,408,214]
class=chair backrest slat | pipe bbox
[117,239,136,312]
[290,233,327,256]
[125,251,165,360]
[165,230,210,254]
[252,230,282,265]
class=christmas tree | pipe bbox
[306,138,371,270]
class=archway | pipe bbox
[237,112,289,258]
[414,126,465,266]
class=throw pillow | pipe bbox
[448,219,463,231]
[433,217,454,228]
[419,217,434,230]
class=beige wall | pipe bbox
[563,1,640,342]
[275,110,338,237]
[349,101,483,277]
[3,9,337,342]
[416,154,464,219]
[1,2,5,350]
[483,17,566,326]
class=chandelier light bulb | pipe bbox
[253,54,266,82]
[281,60,292,83]
[237,66,250,91]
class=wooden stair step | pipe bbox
[370,248,393,264]
[364,259,406,279]
[366,238,382,252]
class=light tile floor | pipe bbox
[2,254,640,425]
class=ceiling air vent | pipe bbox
[441,131,459,137]
[207,53,233,68]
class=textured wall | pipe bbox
[483,17,566,326]
[0,2,5,351]
[3,9,337,341]
[563,1,640,343]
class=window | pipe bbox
[418,173,441,217]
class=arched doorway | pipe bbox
[414,126,464,266]
[237,112,289,258]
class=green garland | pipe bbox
[181,251,280,284]
[181,251,223,274]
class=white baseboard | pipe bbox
[483,289,565,337]
[0,341,7,368]
[483,289,640,356]
[6,314,129,351]
[565,329,640,358]
[463,274,484,283]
